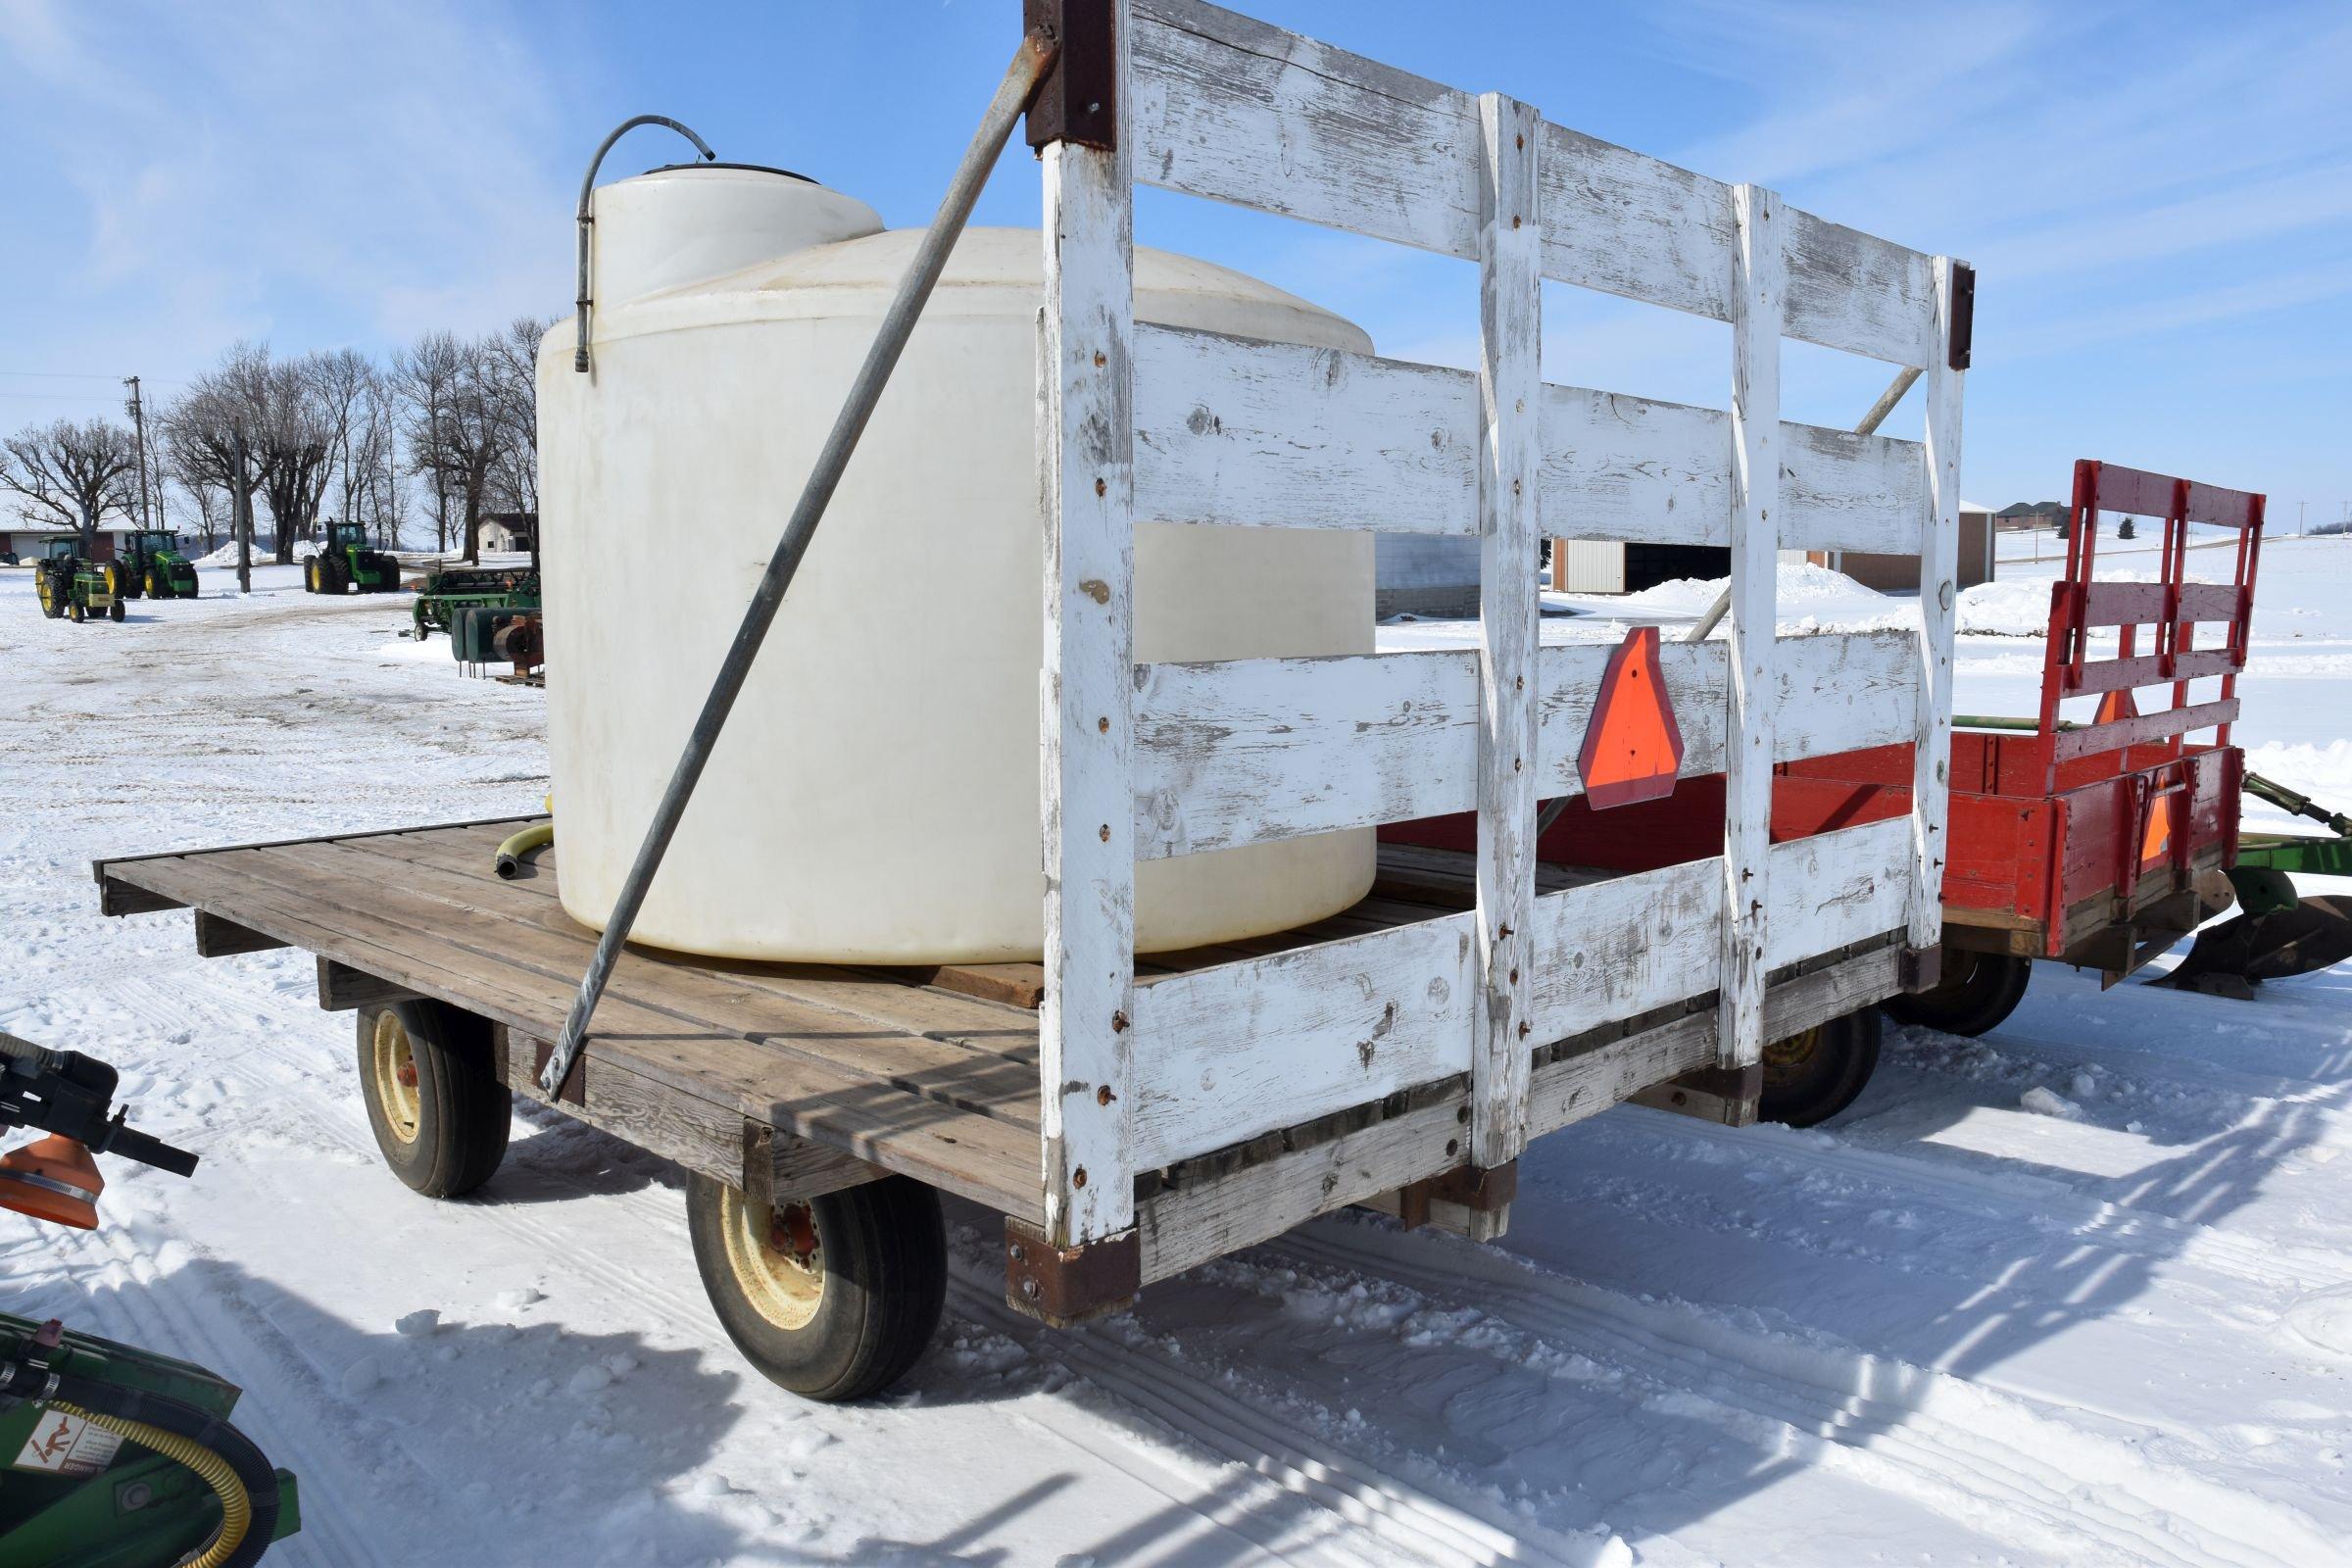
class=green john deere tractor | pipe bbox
[106,530,200,603]
[32,540,123,624]
[302,521,400,596]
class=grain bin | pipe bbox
[540,165,1375,962]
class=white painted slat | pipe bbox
[1537,123,1737,323]
[1036,30,1138,1247]
[1132,649,1474,858]
[1537,385,1728,547]
[1537,385,1925,555]
[1132,324,1477,534]
[1131,0,1481,260]
[1779,421,1926,557]
[1526,857,1724,1043]
[1909,258,1968,948]
[1771,629,1921,759]
[1534,127,1935,367]
[1783,211,1939,369]
[1472,91,1542,1168]
[1766,816,1913,967]
[1720,183,1783,1071]
[1129,629,1914,859]
[1126,911,1476,1169]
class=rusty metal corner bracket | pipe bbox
[1024,0,1118,151]
[1004,1217,1139,1326]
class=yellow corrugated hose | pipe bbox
[50,1400,251,1568]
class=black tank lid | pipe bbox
[641,161,815,184]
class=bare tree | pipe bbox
[252,355,333,564]
[351,374,409,550]
[396,331,513,563]
[161,344,272,576]
[306,348,378,535]
[483,316,548,518]
[0,417,141,554]
[393,332,466,554]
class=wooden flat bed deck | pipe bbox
[93,816,1901,1282]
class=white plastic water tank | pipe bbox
[541,166,1375,963]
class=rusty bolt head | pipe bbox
[1098,715,1109,733]
[1111,1010,1128,1033]
[1097,1084,1115,1106]
[1072,1165,1088,1189]
[1095,477,1106,498]
[1021,1278,1041,1300]
[1009,1241,1027,1262]
[1093,351,1105,368]
[1099,823,1110,842]
[1518,1021,1532,1039]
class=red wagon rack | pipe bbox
[1391,459,2267,1118]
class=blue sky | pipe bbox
[3,0,2347,522]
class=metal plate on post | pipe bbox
[1004,1216,1139,1326]
[1024,0,1118,150]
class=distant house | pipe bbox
[1995,500,2068,531]
[1,525,139,564]
[476,512,536,554]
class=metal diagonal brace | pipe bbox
[540,28,1062,1099]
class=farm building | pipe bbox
[0,525,139,564]
[476,511,537,553]
[1545,502,1995,596]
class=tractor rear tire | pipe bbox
[1883,948,2033,1037]
[687,1172,946,1402]
[357,1001,512,1199]
[1759,1007,1883,1127]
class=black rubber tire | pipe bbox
[69,599,84,623]
[687,1173,947,1402]
[1759,1007,1883,1128]
[1882,948,2033,1037]
[108,597,124,622]
[356,1001,511,1198]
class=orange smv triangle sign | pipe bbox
[1579,625,1685,809]
[2140,791,2175,865]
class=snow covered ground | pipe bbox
[3,544,2350,1566]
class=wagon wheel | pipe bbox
[356,1001,511,1198]
[687,1172,946,1401]
[1758,1007,1883,1127]
[1882,948,2032,1037]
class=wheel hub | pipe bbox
[368,1011,422,1144]
[720,1188,824,1331]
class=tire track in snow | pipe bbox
[1611,1111,2352,1297]
[1277,1224,2338,1568]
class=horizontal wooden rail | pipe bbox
[2052,699,2238,761]
[1125,908,1475,1167]
[1134,323,1928,553]
[1762,817,1912,969]
[1131,1,1940,367]
[2068,647,2243,695]
[1133,629,1921,858]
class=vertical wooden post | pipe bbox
[1471,92,1541,1167]
[1909,256,1968,950]
[1037,7,1137,1249]
[1721,183,1783,1069]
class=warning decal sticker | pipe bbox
[14,1407,123,1477]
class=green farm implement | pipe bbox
[412,563,538,641]
[2165,772,2352,992]
[0,1032,300,1565]
[33,541,122,624]
[106,532,200,602]
[302,521,401,596]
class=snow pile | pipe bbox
[191,537,318,566]
[1956,577,2053,636]
[1613,562,1914,633]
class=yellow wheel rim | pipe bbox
[1762,1024,1824,1070]
[368,1010,422,1144]
[717,1186,824,1332]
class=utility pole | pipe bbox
[122,375,155,532]
[2299,500,2308,536]
[232,428,254,596]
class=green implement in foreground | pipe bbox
[0,1315,301,1568]
[303,521,401,596]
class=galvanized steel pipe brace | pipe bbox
[575,115,718,373]
[543,29,1062,1096]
